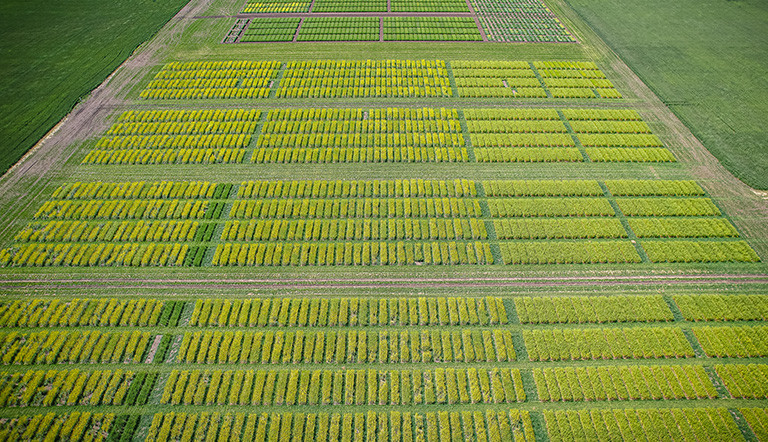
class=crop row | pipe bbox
[188,296,506,327]
[715,364,768,399]
[118,108,260,123]
[176,328,515,364]
[741,408,768,441]
[470,133,575,147]
[250,146,469,163]
[584,147,675,162]
[488,198,614,217]
[0,368,156,407]
[211,240,494,266]
[268,107,459,121]
[463,108,560,120]
[274,84,453,99]
[14,220,203,243]
[257,132,465,148]
[616,198,720,216]
[534,365,716,402]
[105,120,259,136]
[312,0,386,12]
[466,119,568,133]
[578,133,663,147]
[0,412,116,442]
[161,367,524,406]
[524,327,694,361]
[494,218,626,239]
[543,78,615,89]
[693,326,768,358]
[0,298,166,328]
[644,240,760,263]
[674,294,768,322]
[0,330,153,365]
[515,295,673,324]
[569,120,651,134]
[83,148,248,165]
[282,59,448,75]
[629,218,738,238]
[262,120,461,136]
[221,218,488,242]
[500,240,641,264]
[606,179,704,196]
[456,87,548,98]
[238,178,476,198]
[229,198,482,219]
[51,181,220,200]
[0,242,195,267]
[151,61,281,79]
[545,408,742,442]
[95,133,253,150]
[474,147,583,162]
[34,199,225,221]
[139,86,271,100]
[451,66,534,78]
[145,410,534,442]
[390,0,470,11]
[482,179,602,196]
[242,0,310,13]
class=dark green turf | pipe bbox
[0,0,190,174]
[561,0,768,190]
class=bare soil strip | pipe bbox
[2,274,767,291]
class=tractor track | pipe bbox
[1,273,766,291]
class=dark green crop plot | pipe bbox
[563,0,768,189]
[0,0,190,174]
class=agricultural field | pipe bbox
[1,292,768,441]
[0,0,766,438]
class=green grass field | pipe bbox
[562,0,768,190]
[0,0,190,174]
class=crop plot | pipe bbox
[241,0,311,13]
[239,18,300,42]
[253,108,467,163]
[80,106,677,165]
[0,179,758,267]
[312,0,387,11]
[0,291,766,441]
[544,408,743,441]
[470,0,576,42]
[83,109,260,165]
[297,17,380,42]
[383,17,482,41]
[276,60,453,98]
[139,61,280,99]
[534,365,717,402]
[390,0,469,12]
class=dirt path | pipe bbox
[1,274,766,291]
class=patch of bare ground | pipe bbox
[144,335,164,363]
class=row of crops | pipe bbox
[2,294,765,329]
[1,179,760,266]
[237,17,483,43]
[82,106,676,166]
[138,59,621,100]
[452,60,622,99]
[1,293,767,441]
[242,0,469,12]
